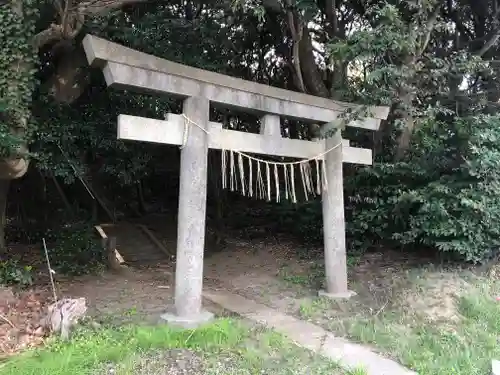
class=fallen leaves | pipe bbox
[0,286,52,360]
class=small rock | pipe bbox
[33,326,46,336]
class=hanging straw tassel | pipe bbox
[266,162,271,201]
[283,164,289,201]
[308,163,316,196]
[303,162,313,196]
[238,153,246,196]
[290,164,297,203]
[248,157,253,198]
[274,164,280,202]
[304,162,311,195]
[221,149,227,190]
[256,161,263,199]
[315,159,321,195]
[300,162,309,201]
[230,151,236,191]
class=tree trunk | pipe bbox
[298,27,329,97]
[0,180,11,253]
[393,88,415,161]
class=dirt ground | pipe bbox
[1,224,482,364]
[55,234,312,324]
[8,230,469,327]
[53,232,464,327]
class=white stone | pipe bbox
[492,360,500,375]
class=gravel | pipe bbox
[99,349,205,375]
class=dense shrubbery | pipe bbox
[43,221,106,276]
[0,259,33,287]
[279,114,500,263]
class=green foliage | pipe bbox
[345,114,500,263]
[397,115,500,262]
[0,259,33,287]
[273,200,323,243]
[0,0,38,155]
[44,221,105,275]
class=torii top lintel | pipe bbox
[82,35,389,129]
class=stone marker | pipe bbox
[82,34,390,327]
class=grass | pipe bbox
[0,318,360,375]
[290,266,500,375]
[279,252,361,290]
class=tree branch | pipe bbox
[284,0,306,93]
[33,24,64,50]
[417,5,440,56]
[477,28,500,57]
[75,0,151,15]
[33,0,149,50]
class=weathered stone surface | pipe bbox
[173,96,210,319]
[117,114,372,165]
[160,309,214,329]
[82,35,389,128]
[318,289,356,299]
[322,130,352,295]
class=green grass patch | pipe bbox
[293,268,500,375]
[1,318,355,375]
[1,319,243,375]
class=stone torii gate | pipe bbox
[82,35,390,327]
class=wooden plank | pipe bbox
[95,225,107,239]
[137,224,174,257]
[94,225,125,264]
[99,223,115,228]
[82,175,115,223]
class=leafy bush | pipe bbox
[273,200,323,243]
[394,115,500,262]
[44,221,106,275]
[0,259,33,287]
[267,115,500,263]
[347,114,500,263]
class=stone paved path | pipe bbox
[203,289,417,375]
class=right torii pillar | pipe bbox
[319,130,355,298]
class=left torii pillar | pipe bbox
[160,96,214,327]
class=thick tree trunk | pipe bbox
[298,27,329,97]
[394,90,415,161]
[0,180,11,253]
[0,0,32,253]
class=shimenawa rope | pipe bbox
[180,114,342,203]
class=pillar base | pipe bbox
[318,289,356,299]
[160,309,214,329]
